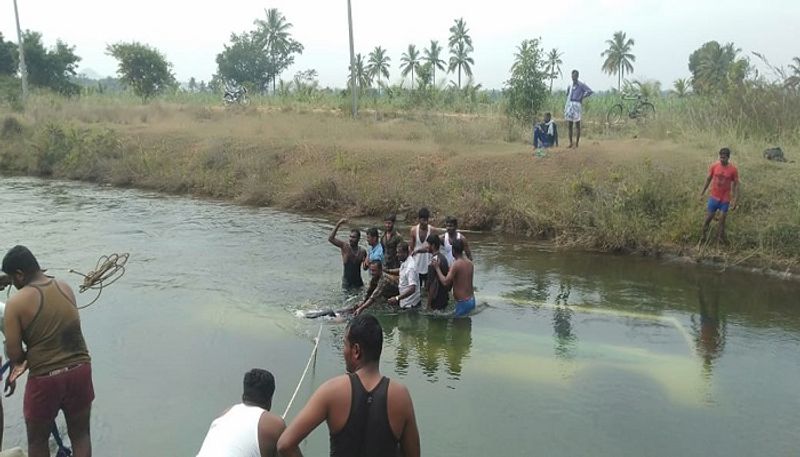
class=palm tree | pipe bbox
[424,40,446,86]
[785,56,800,89]
[448,18,473,50]
[255,8,303,92]
[367,46,391,95]
[448,42,474,89]
[601,31,636,91]
[348,53,371,92]
[544,48,563,93]
[448,18,474,89]
[400,44,421,89]
[672,78,690,97]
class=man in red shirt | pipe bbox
[700,147,739,243]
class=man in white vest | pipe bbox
[196,369,285,457]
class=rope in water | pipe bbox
[282,323,323,419]
[69,253,129,309]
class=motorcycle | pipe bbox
[223,86,248,106]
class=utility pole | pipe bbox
[13,0,29,105]
[347,0,357,118]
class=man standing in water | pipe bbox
[425,234,450,311]
[441,216,472,266]
[432,239,475,317]
[277,314,420,457]
[2,246,94,457]
[381,214,403,270]
[196,368,285,457]
[363,227,384,270]
[564,70,593,148]
[408,207,436,288]
[328,219,367,289]
[700,147,739,243]
[387,242,420,310]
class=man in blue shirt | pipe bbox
[564,69,593,148]
[362,227,384,270]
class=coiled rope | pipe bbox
[282,323,323,419]
[69,253,129,309]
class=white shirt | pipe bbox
[442,232,463,266]
[398,257,420,309]
[196,403,264,457]
[413,225,433,275]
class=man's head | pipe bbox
[417,207,430,229]
[241,368,276,410]
[366,227,379,246]
[544,112,552,123]
[2,245,41,289]
[368,260,383,279]
[571,70,579,83]
[348,229,361,249]
[344,313,383,372]
[426,233,441,253]
[452,238,465,258]
[397,241,409,262]
[719,147,731,165]
[383,214,396,233]
[445,216,458,236]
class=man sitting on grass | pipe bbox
[533,112,558,149]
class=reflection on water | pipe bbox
[552,281,576,360]
[692,275,727,380]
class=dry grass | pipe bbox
[1,97,799,274]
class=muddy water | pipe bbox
[0,177,798,456]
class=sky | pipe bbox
[2,0,799,91]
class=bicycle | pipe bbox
[606,94,655,125]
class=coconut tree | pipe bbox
[672,78,690,97]
[601,31,636,91]
[448,42,474,89]
[786,56,800,89]
[448,18,473,50]
[400,44,421,89]
[348,53,371,92]
[544,48,563,93]
[367,46,391,95]
[424,40,446,86]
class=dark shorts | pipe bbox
[707,197,730,214]
[418,273,428,287]
[24,363,94,423]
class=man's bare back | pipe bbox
[449,258,474,302]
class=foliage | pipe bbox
[786,57,800,90]
[625,79,661,99]
[400,45,421,89]
[504,39,548,125]
[0,32,17,76]
[688,41,749,95]
[348,53,371,91]
[367,47,391,93]
[544,48,563,93]
[107,42,176,101]
[601,31,635,91]
[16,31,81,95]
[215,9,303,93]
[671,78,690,97]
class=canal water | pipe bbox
[0,177,797,456]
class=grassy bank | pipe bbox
[1,95,799,274]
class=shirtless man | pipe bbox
[432,239,475,317]
[328,218,367,289]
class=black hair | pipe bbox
[369,260,383,270]
[384,214,396,223]
[445,215,458,226]
[426,233,441,248]
[397,241,409,253]
[366,227,379,238]
[544,112,551,117]
[242,368,275,409]
[572,69,579,75]
[346,314,383,363]
[350,229,361,238]
[418,207,430,219]
[452,238,464,256]
[2,245,41,276]
[719,147,731,157]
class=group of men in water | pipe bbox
[328,208,476,318]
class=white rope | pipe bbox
[282,323,323,419]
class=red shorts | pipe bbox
[24,363,94,423]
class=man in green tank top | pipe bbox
[2,246,94,457]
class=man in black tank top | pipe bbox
[278,314,420,457]
[328,218,367,289]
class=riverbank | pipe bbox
[1,101,798,274]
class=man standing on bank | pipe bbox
[277,314,420,457]
[2,246,94,457]
[328,219,367,289]
[564,69,593,148]
[699,147,739,243]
